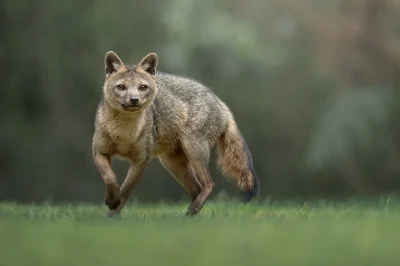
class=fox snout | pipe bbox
[121,95,141,109]
[129,96,139,106]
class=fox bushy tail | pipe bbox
[217,119,260,202]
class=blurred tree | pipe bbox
[274,0,400,195]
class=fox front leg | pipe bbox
[113,161,149,214]
[93,152,121,212]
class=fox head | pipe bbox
[102,51,158,113]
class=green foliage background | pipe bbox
[1,0,400,203]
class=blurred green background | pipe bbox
[1,0,400,203]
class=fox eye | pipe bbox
[116,84,126,90]
[139,84,148,91]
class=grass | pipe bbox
[1,196,400,266]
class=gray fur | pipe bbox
[92,52,259,217]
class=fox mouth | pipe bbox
[120,103,141,111]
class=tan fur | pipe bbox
[217,118,255,192]
[92,51,259,217]
[159,150,202,201]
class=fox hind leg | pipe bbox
[185,161,214,216]
[159,150,202,202]
[181,138,215,216]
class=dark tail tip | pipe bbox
[241,171,260,203]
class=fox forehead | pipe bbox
[108,68,152,85]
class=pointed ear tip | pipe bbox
[105,51,118,58]
[148,52,158,59]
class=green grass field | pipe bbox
[1,196,400,266]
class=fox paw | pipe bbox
[185,201,204,216]
[105,197,121,210]
[105,187,121,210]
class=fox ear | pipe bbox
[104,51,126,79]
[138,53,158,75]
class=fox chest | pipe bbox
[113,139,138,156]
[106,130,150,162]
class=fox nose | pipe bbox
[129,96,139,105]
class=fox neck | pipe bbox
[101,101,150,140]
